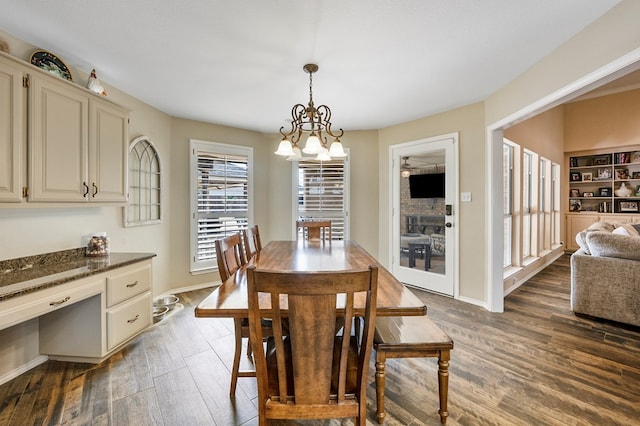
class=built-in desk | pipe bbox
[0,249,155,363]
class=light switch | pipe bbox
[461,192,472,202]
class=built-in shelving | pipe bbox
[568,148,640,214]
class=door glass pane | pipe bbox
[399,151,446,275]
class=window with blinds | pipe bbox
[296,157,349,240]
[190,140,252,272]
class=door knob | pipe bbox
[445,222,453,228]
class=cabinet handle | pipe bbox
[127,314,140,324]
[49,296,71,306]
[83,182,89,197]
[126,280,139,288]
[92,183,98,197]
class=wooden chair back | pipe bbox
[247,265,378,426]
[242,225,262,261]
[296,220,332,241]
[215,233,246,281]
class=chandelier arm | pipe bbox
[316,104,344,139]
[280,103,308,138]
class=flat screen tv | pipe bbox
[408,173,445,198]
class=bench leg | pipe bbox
[375,351,387,424]
[437,350,450,424]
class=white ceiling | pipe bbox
[0,1,622,133]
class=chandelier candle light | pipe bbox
[275,64,346,161]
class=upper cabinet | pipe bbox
[0,51,128,204]
[28,73,128,202]
[0,55,24,202]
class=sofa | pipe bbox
[571,221,640,327]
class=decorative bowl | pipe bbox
[154,295,179,309]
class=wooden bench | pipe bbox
[374,315,454,424]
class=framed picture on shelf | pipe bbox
[594,156,609,165]
[619,201,639,212]
[598,187,611,197]
[597,168,611,179]
[570,172,582,182]
[583,192,594,197]
[616,168,629,180]
[582,172,593,182]
[570,199,582,212]
[632,171,640,179]
[632,151,640,163]
[570,189,580,197]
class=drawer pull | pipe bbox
[49,296,71,306]
[127,314,140,324]
[126,280,139,288]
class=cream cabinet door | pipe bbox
[29,74,89,202]
[89,99,128,202]
[0,56,24,202]
[565,214,599,251]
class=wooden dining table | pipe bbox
[195,240,427,318]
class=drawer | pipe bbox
[0,277,104,331]
[106,262,151,307]
[107,291,151,350]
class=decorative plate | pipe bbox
[30,50,73,81]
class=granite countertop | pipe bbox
[0,248,156,302]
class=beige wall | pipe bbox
[265,130,380,257]
[504,106,565,164]
[564,89,640,152]
[169,118,269,287]
[379,103,486,303]
[486,1,640,126]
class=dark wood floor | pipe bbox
[1,254,639,425]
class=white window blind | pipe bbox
[296,158,348,240]
[190,140,252,272]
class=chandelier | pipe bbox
[274,64,346,161]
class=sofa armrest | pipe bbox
[571,251,640,327]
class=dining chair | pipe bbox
[247,264,378,426]
[296,219,332,241]
[215,233,253,397]
[241,224,265,358]
[242,224,262,261]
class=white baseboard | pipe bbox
[0,354,48,386]
[456,294,488,309]
[156,281,221,299]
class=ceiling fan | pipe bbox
[400,157,414,178]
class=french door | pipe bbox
[390,134,458,296]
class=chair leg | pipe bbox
[375,351,387,424]
[230,317,243,397]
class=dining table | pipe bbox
[195,239,426,318]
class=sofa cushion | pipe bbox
[612,223,640,237]
[575,221,615,254]
[588,221,616,232]
[586,231,640,261]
